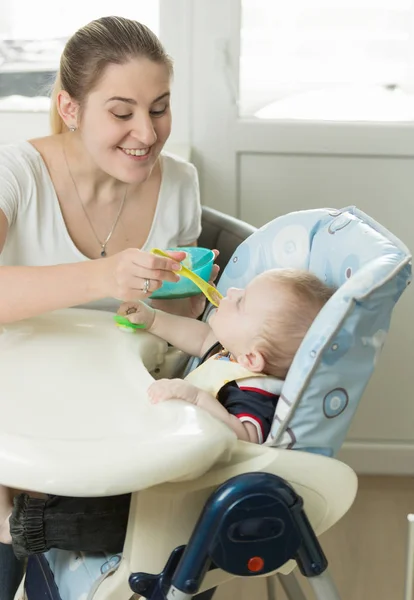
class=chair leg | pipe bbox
[276,572,308,600]
[307,572,341,600]
[266,576,279,600]
[277,570,342,600]
[404,515,414,600]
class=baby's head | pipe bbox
[210,269,335,378]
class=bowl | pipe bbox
[150,246,215,299]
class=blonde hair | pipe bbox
[254,269,335,379]
[50,16,173,134]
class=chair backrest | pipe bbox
[206,206,411,456]
[200,206,257,275]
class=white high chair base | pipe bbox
[88,443,357,600]
[130,469,345,600]
[15,444,356,600]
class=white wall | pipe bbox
[0,111,49,143]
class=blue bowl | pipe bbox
[150,246,215,299]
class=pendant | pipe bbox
[100,249,107,257]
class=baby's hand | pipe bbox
[148,379,199,405]
[117,301,155,330]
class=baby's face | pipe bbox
[209,273,285,356]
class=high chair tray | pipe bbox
[0,308,236,496]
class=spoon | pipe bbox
[151,248,223,307]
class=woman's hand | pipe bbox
[117,301,156,330]
[210,249,220,282]
[99,249,187,301]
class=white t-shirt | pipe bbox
[0,141,202,311]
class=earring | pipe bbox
[69,126,77,132]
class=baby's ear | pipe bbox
[238,350,265,373]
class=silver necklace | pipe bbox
[63,145,128,257]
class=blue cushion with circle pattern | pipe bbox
[207,206,411,456]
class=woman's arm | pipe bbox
[0,261,105,323]
[0,211,185,324]
[0,211,101,321]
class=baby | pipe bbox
[122,267,335,444]
[0,268,334,545]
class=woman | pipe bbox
[0,16,206,322]
[0,15,215,599]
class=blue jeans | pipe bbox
[0,543,24,600]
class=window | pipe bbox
[0,1,159,110]
[240,0,414,121]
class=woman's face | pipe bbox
[79,57,172,184]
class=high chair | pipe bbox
[0,206,410,600]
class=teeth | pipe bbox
[122,148,149,156]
